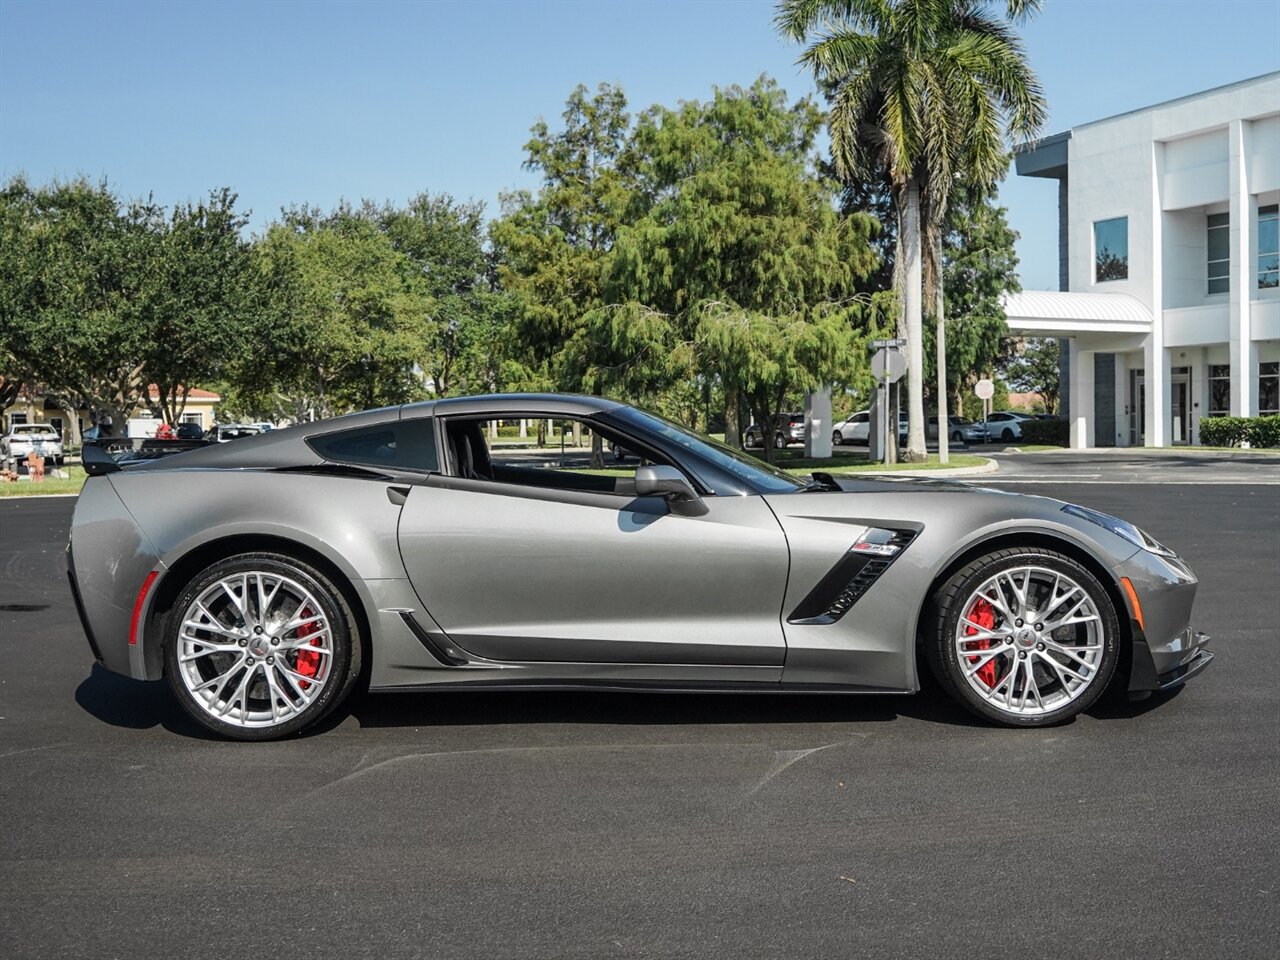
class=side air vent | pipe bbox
[788,527,919,625]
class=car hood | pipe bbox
[765,476,1145,569]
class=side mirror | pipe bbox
[634,464,698,502]
[81,442,121,476]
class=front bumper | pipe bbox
[1116,548,1214,694]
[1157,637,1213,689]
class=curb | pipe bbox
[867,457,999,479]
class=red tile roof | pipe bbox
[146,385,221,400]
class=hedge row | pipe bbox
[1198,415,1280,448]
[1019,419,1069,446]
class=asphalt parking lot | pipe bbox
[1,464,1277,959]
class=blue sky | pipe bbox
[2,0,1278,291]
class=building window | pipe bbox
[1094,217,1128,281]
[1261,361,1279,416]
[1208,364,1231,417]
[1207,213,1229,295]
[181,413,202,425]
[1260,204,1278,290]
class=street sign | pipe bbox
[871,338,907,349]
[871,348,906,384]
[974,378,995,400]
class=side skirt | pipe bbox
[368,679,913,695]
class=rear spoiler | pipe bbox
[82,438,214,476]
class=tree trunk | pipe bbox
[724,381,742,450]
[902,178,927,462]
[934,231,949,465]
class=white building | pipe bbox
[1008,72,1280,447]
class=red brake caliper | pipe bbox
[964,597,999,688]
[294,607,321,690]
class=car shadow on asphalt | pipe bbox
[74,664,216,739]
[74,662,1183,739]
[344,687,996,731]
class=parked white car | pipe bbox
[832,411,870,445]
[832,410,908,445]
[985,411,1035,442]
[1,423,65,465]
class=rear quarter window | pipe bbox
[307,417,438,472]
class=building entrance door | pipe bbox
[1130,370,1145,446]
[1171,367,1191,444]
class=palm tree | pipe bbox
[777,0,1046,461]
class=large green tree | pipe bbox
[777,0,1046,461]
[1,177,256,434]
[235,209,432,421]
[143,188,255,425]
[492,83,635,386]
[611,77,881,460]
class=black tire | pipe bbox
[951,431,962,443]
[774,432,786,449]
[924,547,1120,727]
[745,432,758,449]
[1002,428,1014,441]
[833,431,843,446]
[163,552,360,741]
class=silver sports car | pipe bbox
[68,394,1212,740]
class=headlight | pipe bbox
[1061,504,1177,558]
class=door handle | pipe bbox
[386,485,411,506]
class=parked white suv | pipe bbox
[1,423,65,465]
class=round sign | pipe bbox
[974,378,995,400]
[872,348,907,384]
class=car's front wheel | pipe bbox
[833,431,843,446]
[164,552,360,741]
[925,547,1119,727]
[1002,428,1015,441]
[774,433,787,449]
[951,431,962,443]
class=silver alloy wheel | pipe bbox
[953,564,1104,717]
[176,570,334,728]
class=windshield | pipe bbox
[611,407,806,493]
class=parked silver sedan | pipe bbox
[928,416,990,444]
[69,393,1211,740]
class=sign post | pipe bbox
[974,378,995,444]
[870,339,907,463]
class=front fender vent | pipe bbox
[788,527,918,625]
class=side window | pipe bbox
[855,412,869,424]
[307,417,438,472]
[443,416,673,497]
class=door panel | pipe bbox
[397,478,790,668]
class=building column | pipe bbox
[1228,118,1256,417]
[804,387,832,459]
[1144,336,1168,447]
[1068,339,1094,448]
[1114,354,1129,447]
[1147,139,1167,447]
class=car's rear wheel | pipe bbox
[951,430,962,443]
[925,548,1119,726]
[1002,428,1015,441]
[164,552,359,741]
[744,432,758,448]
[774,433,786,449]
